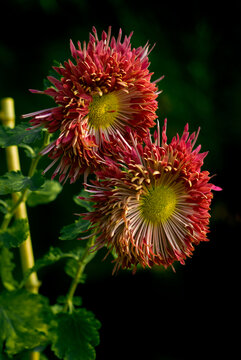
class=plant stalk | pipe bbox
[63,236,96,313]
[0,98,40,294]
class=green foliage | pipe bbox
[64,258,86,284]
[50,308,101,360]
[0,219,29,248]
[21,246,93,288]
[0,123,43,148]
[0,289,52,355]
[21,247,75,286]
[64,244,96,284]
[0,248,18,291]
[0,171,44,195]
[27,180,62,207]
[0,80,99,359]
[0,200,10,215]
[74,189,94,212]
[59,218,90,241]
[59,189,93,241]
[56,295,83,307]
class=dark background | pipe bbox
[0,0,240,359]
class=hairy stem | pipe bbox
[63,236,96,313]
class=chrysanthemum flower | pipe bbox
[83,120,221,272]
[23,27,161,183]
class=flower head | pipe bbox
[23,27,161,183]
[83,120,221,272]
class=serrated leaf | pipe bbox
[22,247,67,280]
[59,218,90,241]
[21,247,79,287]
[0,123,43,148]
[50,308,101,360]
[0,219,29,248]
[0,171,44,195]
[0,289,52,355]
[0,171,29,195]
[0,247,18,291]
[27,180,62,207]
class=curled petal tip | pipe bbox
[211,185,222,191]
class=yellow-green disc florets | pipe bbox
[140,185,177,224]
[88,93,120,130]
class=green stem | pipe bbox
[63,236,96,313]
[27,131,51,178]
[1,190,28,231]
[0,131,51,231]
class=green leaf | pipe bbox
[0,171,44,195]
[22,247,68,282]
[50,308,101,360]
[57,296,83,307]
[59,218,90,241]
[64,246,96,283]
[0,123,43,148]
[73,189,94,212]
[27,180,62,207]
[18,143,38,159]
[0,289,52,355]
[0,171,29,195]
[29,171,46,191]
[21,247,80,287]
[0,219,29,248]
[0,200,10,214]
[51,296,84,315]
[64,258,87,284]
[0,248,18,291]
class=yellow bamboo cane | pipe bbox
[0,98,40,294]
[0,98,40,360]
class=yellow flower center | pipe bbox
[140,185,177,224]
[88,93,120,130]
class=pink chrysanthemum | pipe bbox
[23,27,161,183]
[83,120,221,272]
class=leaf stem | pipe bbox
[1,190,26,231]
[27,130,51,178]
[63,236,96,313]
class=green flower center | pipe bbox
[88,93,119,130]
[140,185,177,224]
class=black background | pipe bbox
[0,1,240,359]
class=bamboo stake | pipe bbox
[0,98,40,295]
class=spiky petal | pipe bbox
[23,27,161,183]
[83,119,221,272]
